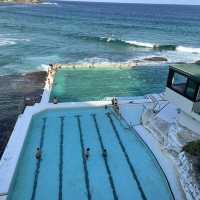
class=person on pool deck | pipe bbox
[85,148,90,160]
[111,98,115,106]
[35,147,41,160]
[114,98,118,107]
[53,96,58,104]
[102,149,107,158]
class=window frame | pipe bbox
[196,85,200,102]
[167,68,199,102]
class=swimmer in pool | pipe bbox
[35,147,41,160]
[53,96,58,104]
[85,148,90,160]
[102,149,107,158]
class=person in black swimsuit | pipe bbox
[35,147,41,160]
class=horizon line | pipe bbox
[60,0,200,6]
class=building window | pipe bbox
[185,79,197,100]
[171,72,187,94]
[196,86,200,102]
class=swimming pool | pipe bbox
[8,106,174,200]
[50,66,168,102]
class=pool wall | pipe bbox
[0,101,111,200]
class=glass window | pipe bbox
[196,86,200,102]
[171,73,187,94]
[185,80,197,100]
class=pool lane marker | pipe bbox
[110,112,176,200]
[75,115,92,200]
[31,117,47,200]
[91,114,118,200]
[59,116,64,200]
[106,113,147,200]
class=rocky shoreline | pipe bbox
[0,71,47,158]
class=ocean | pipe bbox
[0,1,200,75]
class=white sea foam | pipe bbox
[0,40,16,46]
[36,51,199,73]
[97,37,200,56]
[100,36,116,43]
[76,57,110,64]
[125,40,155,48]
[106,37,114,42]
[40,64,50,71]
[41,2,58,5]
[121,40,200,54]
[0,36,30,47]
[100,37,157,49]
[149,50,200,64]
[176,46,200,54]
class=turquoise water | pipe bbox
[50,66,168,102]
[8,107,174,200]
[0,2,200,76]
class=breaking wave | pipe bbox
[122,40,200,53]
[125,41,177,51]
[176,46,200,54]
[81,35,177,50]
[83,36,200,53]
[125,40,154,48]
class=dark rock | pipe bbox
[144,56,168,62]
[195,60,200,65]
[0,71,47,158]
[0,118,16,158]
[175,62,186,64]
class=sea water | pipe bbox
[0,2,200,75]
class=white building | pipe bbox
[165,64,200,134]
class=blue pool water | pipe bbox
[8,107,174,200]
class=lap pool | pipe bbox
[8,106,174,200]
